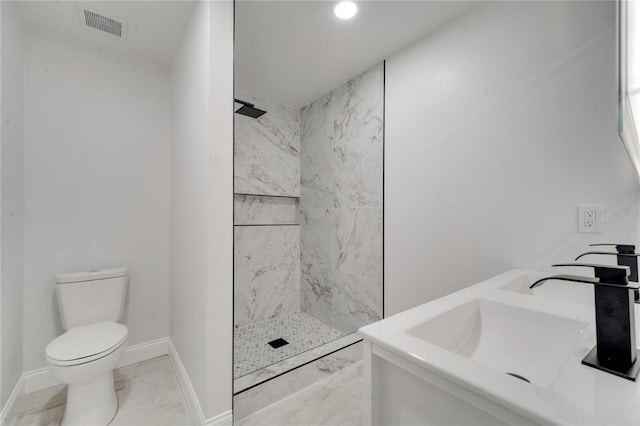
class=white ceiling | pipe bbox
[235,1,477,108]
[19,1,476,105]
[20,1,194,66]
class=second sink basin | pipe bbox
[406,298,587,388]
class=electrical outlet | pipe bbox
[578,204,604,233]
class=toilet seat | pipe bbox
[46,321,128,366]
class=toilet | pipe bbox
[45,268,129,426]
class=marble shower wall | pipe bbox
[234,93,301,327]
[234,92,300,196]
[300,63,384,334]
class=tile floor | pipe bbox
[9,355,191,426]
[234,312,345,378]
[235,362,363,426]
[9,353,362,426]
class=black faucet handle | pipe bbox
[574,251,640,261]
[552,263,630,285]
[589,243,637,254]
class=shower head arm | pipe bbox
[234,98,255,107]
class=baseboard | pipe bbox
[205,410,233,426]
[167,339,205,425]
[22,367,59,395]
[118,337,170,368]
[0,373,25,426]
[167,339,233,426]
[23,337,170,394]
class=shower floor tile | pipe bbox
[234,312,345,379]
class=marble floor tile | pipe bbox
[10,385,67,420]
[235,362,362,426]
[14,405,66,426]
[10,355,192,426]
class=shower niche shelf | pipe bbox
[234,192,299,199]
[234,192,300,226]
[234,223,299,227]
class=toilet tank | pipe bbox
[55,267,128,330]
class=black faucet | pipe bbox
[575,243,640,302]
[530,263,640,381]
[575,243,640,281]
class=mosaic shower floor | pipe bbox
[234,312,345,379]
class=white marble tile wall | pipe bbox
[234,194,298,225]
[334,207,382,281]
[234,226,301,327]
[234,93,302,330]
[300,92,335,209]
[333,65,384,209]
[300,63,384,334]
[234,92,300,197]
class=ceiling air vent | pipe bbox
[80,7,127,39]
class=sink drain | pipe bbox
[506,372,531,383]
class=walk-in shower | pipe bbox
[233,1,385,419]
[233,60,384,409]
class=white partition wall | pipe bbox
[170,1,233,422]
[206,0,233,420]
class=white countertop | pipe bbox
[359,269,640,425]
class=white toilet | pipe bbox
[45,267,129,426]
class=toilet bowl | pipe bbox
[46,267,129,426]
[46,321,128,426]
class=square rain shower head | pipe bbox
[234,99,267,119]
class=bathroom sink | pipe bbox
[406,298,587,388]
[500,273,594,306]
[360,270,640,425]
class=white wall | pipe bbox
[23,28,171,372]
[170,1,209,413]
[385,1,640,315]
[0,0,24,407]
[205,1,233,417]
[170,1,233,419]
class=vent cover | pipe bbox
[80,7,127,39]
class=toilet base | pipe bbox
[62,370,118,426]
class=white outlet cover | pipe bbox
[578,204,604,233]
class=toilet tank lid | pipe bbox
[56,267,128,284]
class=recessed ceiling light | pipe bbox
[334,1,357,20]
